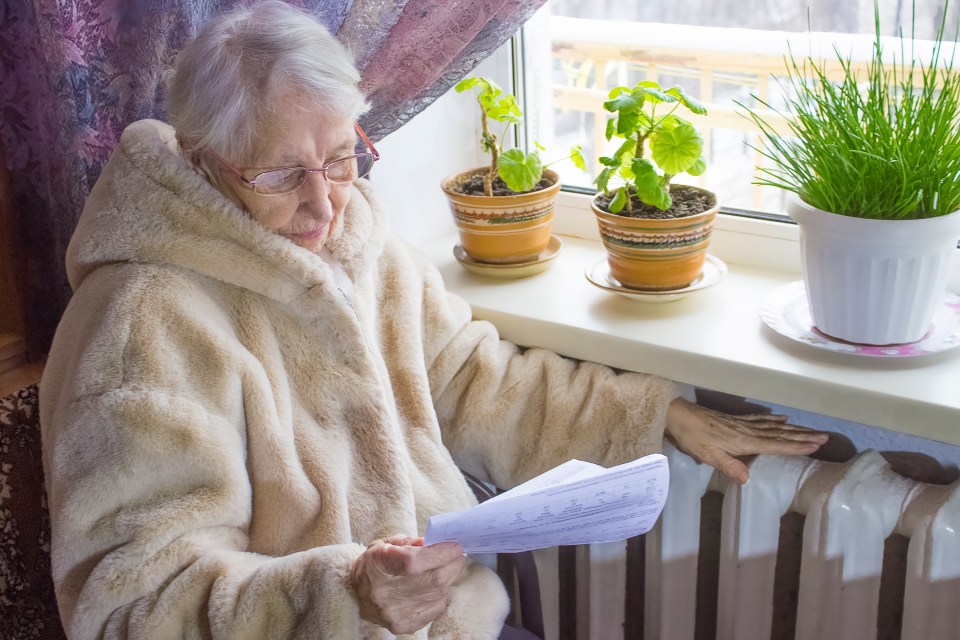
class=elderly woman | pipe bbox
[39,2,826,639]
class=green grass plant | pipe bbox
[741,2,960,220]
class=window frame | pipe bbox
[512,20,960,248]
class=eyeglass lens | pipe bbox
[252,153,376,195]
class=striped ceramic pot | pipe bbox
[591,185,719,290]
[442,168,561,264]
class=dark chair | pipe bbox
[460,470,545,640]
[0,383,67,639]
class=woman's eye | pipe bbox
[257,169,301,187]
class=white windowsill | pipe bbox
[418,191,960,447]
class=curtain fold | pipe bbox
[0,0,546,355]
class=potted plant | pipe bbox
[591,80,718,290]
[442,77,585,265]
[741,3,960,345]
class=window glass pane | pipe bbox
[522,1,957,214]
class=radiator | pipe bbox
[530,442,960,640]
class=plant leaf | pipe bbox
[604,88,647,114]
[570,145,587,171]
[604,87,648,135]
[598,155,620,168]
[666,86,707,115]
[455,77,481,93]
[632,161,672,209]
[617,149,636,179]
[631,158,662,196]
[499,148,542,193]
[644,185,673,210]
[605,117,616,141]
[651,121,703,175]
[456,77,503,112]
[595,167,614,192]
[477,82,503,111]
[607,85,630,99]
[611,137,636,163]
[687,156,707,176]
[610,187,628,213]
[658,114,687,131]
[487,94,522,124]
[638,81,677,104]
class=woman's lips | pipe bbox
[287,225,326,241]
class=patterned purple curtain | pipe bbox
[0,0,546,355]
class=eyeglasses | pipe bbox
[205,123,380,196]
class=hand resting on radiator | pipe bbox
[664,397,828,485]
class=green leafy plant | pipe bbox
[455,76,586,195]
[739,2,960,219]
[595,80,708,213]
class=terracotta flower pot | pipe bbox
[591,185,719,290]
[441,168,561,264]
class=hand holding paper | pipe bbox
[425,454,669,553]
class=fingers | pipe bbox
[725,414,826,434]
[716,454,750,485]
[731,425,829,444]
[382,534,423,547]
[734,413,790,423]
[722,423,827,456]
[428,552,467,590]
[664,400,831,485]
[352,537,465,634]
[376,540,463,576]
[734,434,824,456]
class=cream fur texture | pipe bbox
[40,120,678,639]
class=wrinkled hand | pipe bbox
[665,397,828,484]
[350,535,465,635]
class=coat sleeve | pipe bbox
[418,261,680,490]
[39,267,369,639]
[41,388,366,640]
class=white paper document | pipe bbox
[424,454,669,553]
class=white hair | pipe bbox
[166,0,369,165]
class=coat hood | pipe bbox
[66,119,388,302]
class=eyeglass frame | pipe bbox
[201,123,380,196]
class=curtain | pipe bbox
[0,0,546,355]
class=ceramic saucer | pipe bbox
[584,254,728,303]
[759,280,960,357]
[454,235,563,278]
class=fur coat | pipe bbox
[39,119,678,639]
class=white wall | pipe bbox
[370,42,515,247]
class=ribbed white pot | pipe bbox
[787,195,960,345]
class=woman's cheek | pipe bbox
[261,200,300,233]
[332,187,351,228]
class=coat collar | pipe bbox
[67,120,389,305]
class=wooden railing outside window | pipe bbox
[524,17,949,213]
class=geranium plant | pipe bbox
[595,80,708,213]
[455,76,585,195]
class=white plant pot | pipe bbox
[787,195,960,345]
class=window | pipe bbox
[520,1,957,216]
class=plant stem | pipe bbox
[481,108,497,196]
[635,134,646,160]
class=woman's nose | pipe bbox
[300,171,334,218]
